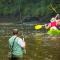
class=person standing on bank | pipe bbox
[8,29,26,60]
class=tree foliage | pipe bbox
[0,0,60,17]
[0,0,20,15]
[21,0,60,17]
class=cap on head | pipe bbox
[12,29,18,35]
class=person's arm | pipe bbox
[55,14,59,19]
[17,37,26,54]
[44,23,51,29]
[17,37,26,48]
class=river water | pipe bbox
[0,25,60,60]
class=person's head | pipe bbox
[12,29,19,35]
[50,17,56,22]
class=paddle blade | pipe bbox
[34,25,43,30]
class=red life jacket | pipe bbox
[50,21,57,27]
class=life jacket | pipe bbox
[50,21,57,27]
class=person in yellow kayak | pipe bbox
[45,14,60,36]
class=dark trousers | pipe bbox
[9,57,19,60]
[9,55,23,60]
